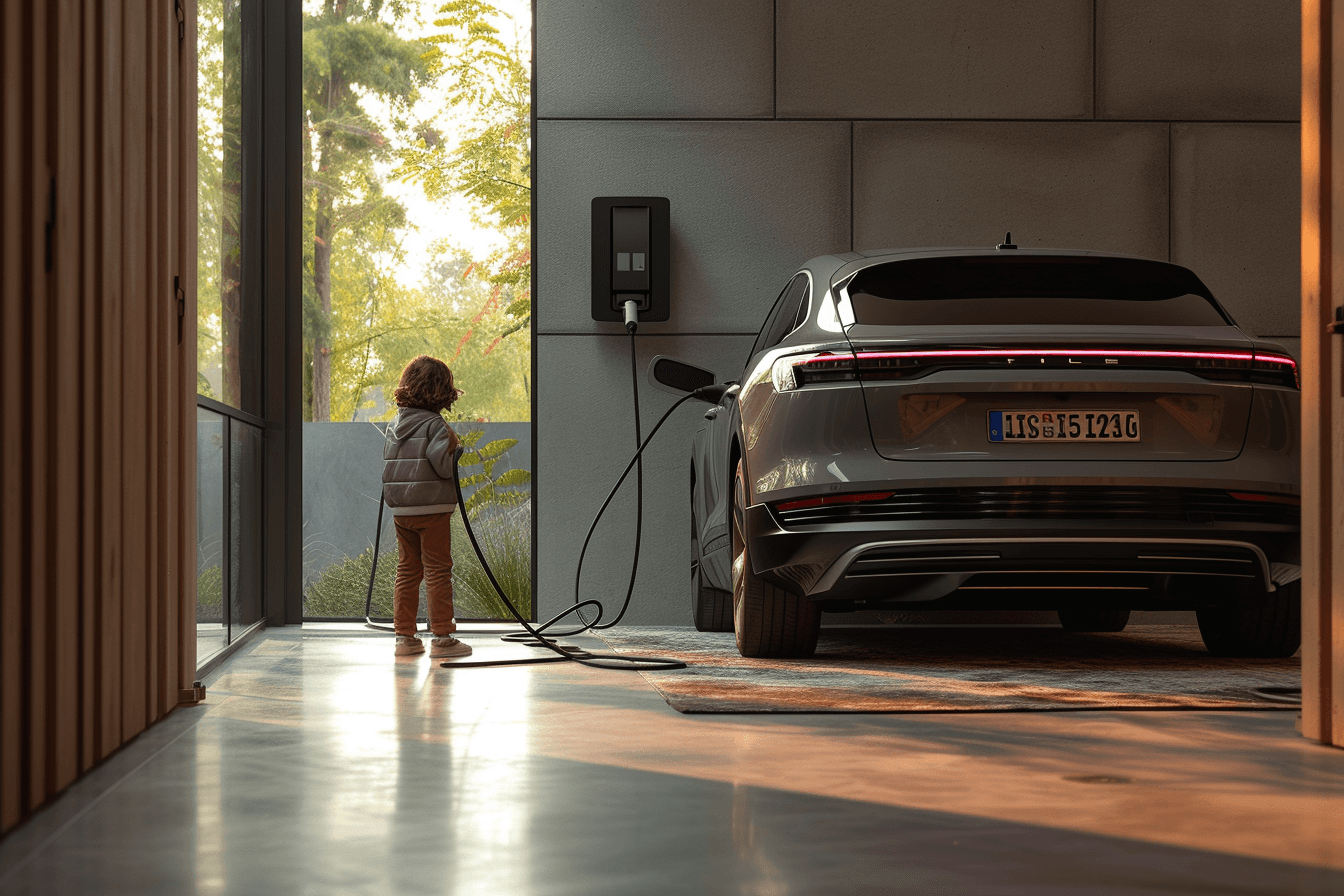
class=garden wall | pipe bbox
[301,421,531,614]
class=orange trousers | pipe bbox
[392,512,456,637]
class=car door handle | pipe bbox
[704,407,721,420]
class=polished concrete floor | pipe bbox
[2,624,1342,895]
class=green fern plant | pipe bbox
[455,429,530,513]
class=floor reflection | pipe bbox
[1,626,1340,896]
[194,735,226,895]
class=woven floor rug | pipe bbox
[595,625,1301,713]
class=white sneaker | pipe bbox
[395,636,425,656]
[430,637,472,658]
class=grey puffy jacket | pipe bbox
[382,407,460,516]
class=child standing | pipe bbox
[382,355,472,658]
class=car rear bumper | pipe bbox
[742,502,1299,606]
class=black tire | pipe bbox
[692,506,733,632]
[731,462,820,658]
[1057,607,1131,632]
[1197,579,1301,658]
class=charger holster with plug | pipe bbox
[592,197,670,324]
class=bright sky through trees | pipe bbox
[355,0,530,278]
[200,0,533,423]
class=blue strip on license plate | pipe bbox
[989,410,1141,442]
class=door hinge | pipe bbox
[175,0,185,43]
[175,275,185,343]
[179,680,206,704]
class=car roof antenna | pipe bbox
[997,232,1017,250]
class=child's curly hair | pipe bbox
[393,355,462,411]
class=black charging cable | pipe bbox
[363,300,722,669]
[487,312,679,650]
[362,497,396,632]
[445,414,696,669]
[365,383,722,669]
[536,328,644,637]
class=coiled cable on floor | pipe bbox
[367,331,700,669]
[446,409,692,669]
[447,326,702,668]
[500,331,650,645]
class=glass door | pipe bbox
[298,0,533,624]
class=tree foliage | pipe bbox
[324,244,530,423]
[302,0,436,421]
[198,0,531,424]
[395,0,532,332]
[196,0,241,403]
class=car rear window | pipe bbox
[846,256,1232,327]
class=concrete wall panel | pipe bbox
[853,122,1169,257]
[537,120,851,335]
[1097,0,1298,121]
[777,0,1093,120]
[537,0,774,119]
[1171,123,1300,340]
[536,334,755,627]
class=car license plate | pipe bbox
[988,410,1140,442]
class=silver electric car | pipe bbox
[689,246,1301,658]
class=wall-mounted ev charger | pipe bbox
[591,196,670,327]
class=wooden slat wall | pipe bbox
[1,0,25,837]
[0,0,197,834]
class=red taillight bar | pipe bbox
[854,348,1279,364]
[788,347,1299,389]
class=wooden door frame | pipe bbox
[1301,0,1344,747]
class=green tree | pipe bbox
[322,195,415,421]
[201,0,530,423]
[196,0,242,404]
[395,0,531,339]
[341,245,528,423]
[303,0,435,420]
[413,247,529,422]
[318,240,530,424]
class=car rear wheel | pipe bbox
[691,505,733,632]
[731,461,820,658]
[1197,579,1301,658]
[1057,607,1130,632]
